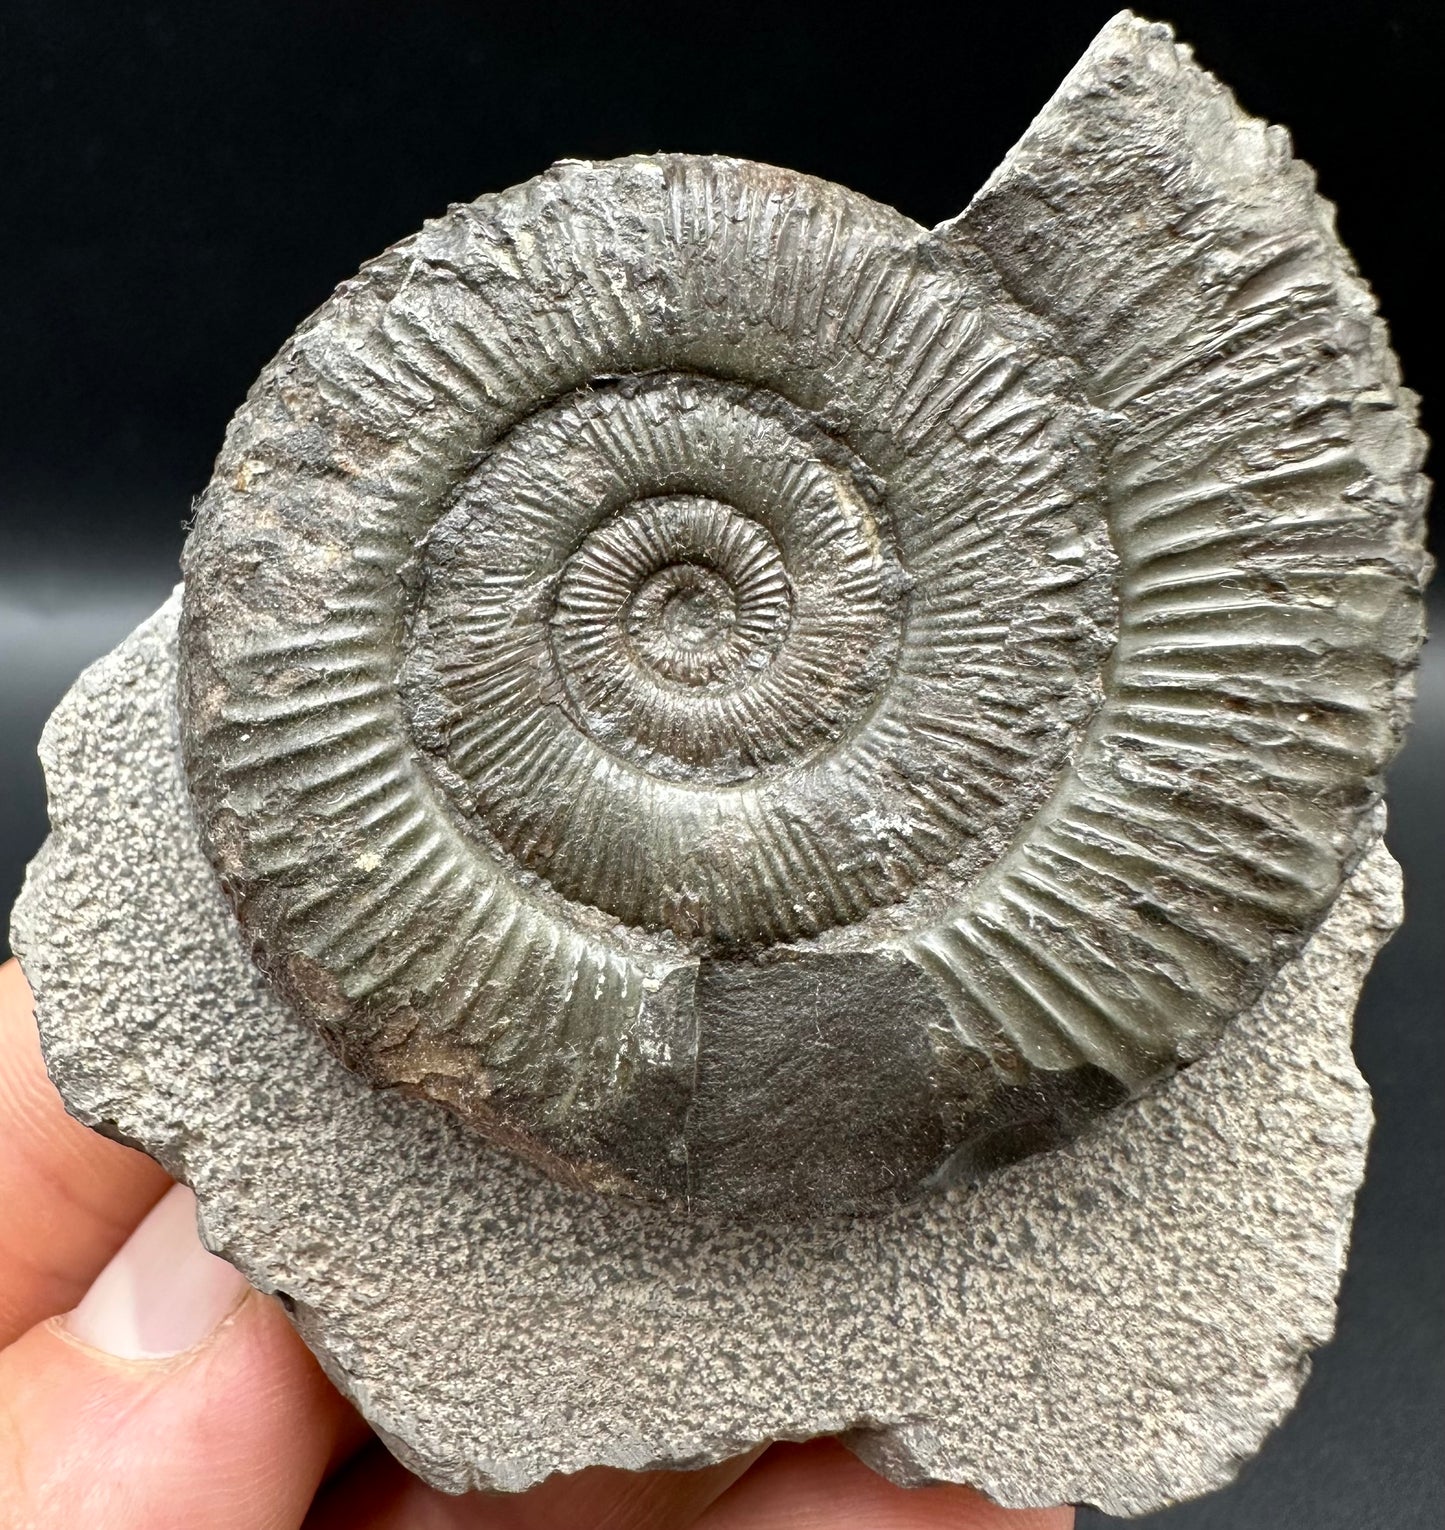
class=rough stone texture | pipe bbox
[172,11,1430,1220]
[12,593,1395,1516]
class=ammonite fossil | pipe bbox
[179,40,1428,1220]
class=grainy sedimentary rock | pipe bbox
[10,591,1395,1513]
[175,12,1428,1220]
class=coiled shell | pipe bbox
[180,29,1428,1220]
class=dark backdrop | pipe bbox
[1,3,1439,1525]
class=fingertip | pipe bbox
[0,958,172,1343]
[696,1438,1074,1529]
[63,1185,249,1359]
[306,1441,761,1530]
[0,1183,358,1530]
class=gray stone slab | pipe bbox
[12,590,1393,1516]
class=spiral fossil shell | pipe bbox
[179,36,1428,1219]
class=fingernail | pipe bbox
[64,1183,250,1359]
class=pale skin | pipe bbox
[0,958,1073,1529]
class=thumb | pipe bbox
[0,1183,359,1530]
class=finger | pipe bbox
[0,1182,361,1530]
[306,1438,760,1530]
[0,957,172,1343]
[694,1439,1074,1529]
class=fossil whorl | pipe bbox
[179,15,1429,1220]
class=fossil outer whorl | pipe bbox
[179,17,1428,1221]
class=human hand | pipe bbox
[0,958,1072,1529]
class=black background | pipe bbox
[1,3,1439,1525]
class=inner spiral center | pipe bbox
[627,563,741,684]
[552,492,800,753]
[660,578,731,647]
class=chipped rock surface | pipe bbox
[13,592,1391,1515]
